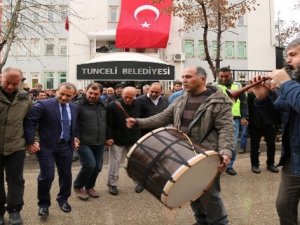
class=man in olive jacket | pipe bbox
[0,67,31,225]
[127,66,234,225]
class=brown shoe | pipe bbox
[86,188,99,198]
[74,188,89,200]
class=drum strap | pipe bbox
[139,132,192,194]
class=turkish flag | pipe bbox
[65,16,69,31]
[116,0,172,48]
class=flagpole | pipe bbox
[65,15,70,86]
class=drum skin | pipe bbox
[124,127,221,209]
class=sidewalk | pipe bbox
[8,145,286,225]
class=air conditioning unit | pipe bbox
[173,53,185,62]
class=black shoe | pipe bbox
[0,215,4,225]
[72,155,79,162]
[267,165,279,173]
[58,202,72,213]
[8,212,23,225]
[135,184,144,193]
[252,166,261,174]
[239,147,246,154]
[108,185,118,195]
[226,168,237,176]
[38,207,49,218]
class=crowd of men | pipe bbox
[0,37,299,225]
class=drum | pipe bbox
[124,127,221,209]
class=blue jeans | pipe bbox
[227,119,239,170]
[240,125,248,149]
[73,145,104,189]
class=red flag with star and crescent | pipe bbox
[116,0,172,48]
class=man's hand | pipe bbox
[106,139,114,146]
[218,154,231,173]
[269,69,291,88]
[74,137,80,150]
[126,118,137,128]
[240,118,248,126]
[250,76,270,100]
[27,142,40,154]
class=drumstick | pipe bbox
[115,101,130,118]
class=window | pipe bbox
[184,40,194,58]
[238,42,247,59]
[30,38,40,56]
[45,38,54,56]
[31,72,39,88]
[10,43,17,56]
[198,40,205,59]
[60,6,68,22]
[109,6,118,22]
[17,40,28,56]
[211,41,218,59]
[19,12,26,22]
[224,41,234,59]
[58,39,67,55]
[47,10,54,22]
[3,6,12,20]
[44,72,54,89]
[108,41,118,52]
[58,72,67,84]
[238,16,245,26]
[32,11,40,22]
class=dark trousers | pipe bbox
[190,176,228,225]
[276,172,300,225]
[249,125,276,167]
[37,141,73,207]
[0,150,26,215]
[74,144,104,189]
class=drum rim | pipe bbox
[161,150,220,209]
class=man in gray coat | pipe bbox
[0,67,31,225]
[127,66,234,225]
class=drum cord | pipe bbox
[179,131,197,156]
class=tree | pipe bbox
[156,0,258,79]
[275,1,300,47]
[0,0,78,71]
[275,20,300,47]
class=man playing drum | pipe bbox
[127,66,234,225]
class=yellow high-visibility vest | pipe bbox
[217,83,241,117]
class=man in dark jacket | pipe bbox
[0,67,31,225]
[106,86,141,195]
[137,82,169,136]
[133,82,169,193]
[247,92,278,174]
[24,82,79,218]
[73,83,106,200]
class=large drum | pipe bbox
[124,127,221,209]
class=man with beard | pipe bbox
[214,67,248,175]
[73,83,106,200]
[251,38,300,225]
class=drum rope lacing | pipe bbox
[179,131,198,156]
[132,130,196,197]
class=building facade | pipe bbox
[2,0,276,89]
